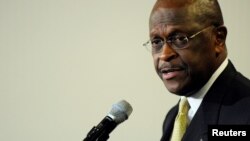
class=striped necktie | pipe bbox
[170,97,189,141]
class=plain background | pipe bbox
[0,0,250,141]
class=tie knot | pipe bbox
[179,97,189,114]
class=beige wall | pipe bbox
[1,0,250,141]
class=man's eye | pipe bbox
[173,34,187,41]
[176,35,187,41]
[151,39,163,46]
[172,34,189,47]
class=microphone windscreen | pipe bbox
[108,100,133,124]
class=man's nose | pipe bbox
[159,44,178,61]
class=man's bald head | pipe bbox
[152,0,194,9]
[150,0,224,27]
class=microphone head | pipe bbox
[108,100,133,124]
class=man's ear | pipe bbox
[214,26,227,57]
[215,25,227,46]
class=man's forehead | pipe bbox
[149,7,194,28]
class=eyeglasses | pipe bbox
[143,25,214,53]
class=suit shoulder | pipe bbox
[231,72,250,94]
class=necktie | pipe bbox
[170,97,189,141]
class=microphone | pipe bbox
[83,100,133,141]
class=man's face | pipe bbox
[149,6,218,96]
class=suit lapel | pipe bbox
[183,96,224,141]
[161,105,178,141]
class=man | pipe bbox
[144,0,250,140]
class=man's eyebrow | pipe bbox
[150,28,190,38]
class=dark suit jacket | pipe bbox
[161,61,250,141]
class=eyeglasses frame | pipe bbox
[143,25,215,52]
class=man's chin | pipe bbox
[164,83,193,96]
[166,86,198,97]
[165,86,182,95]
